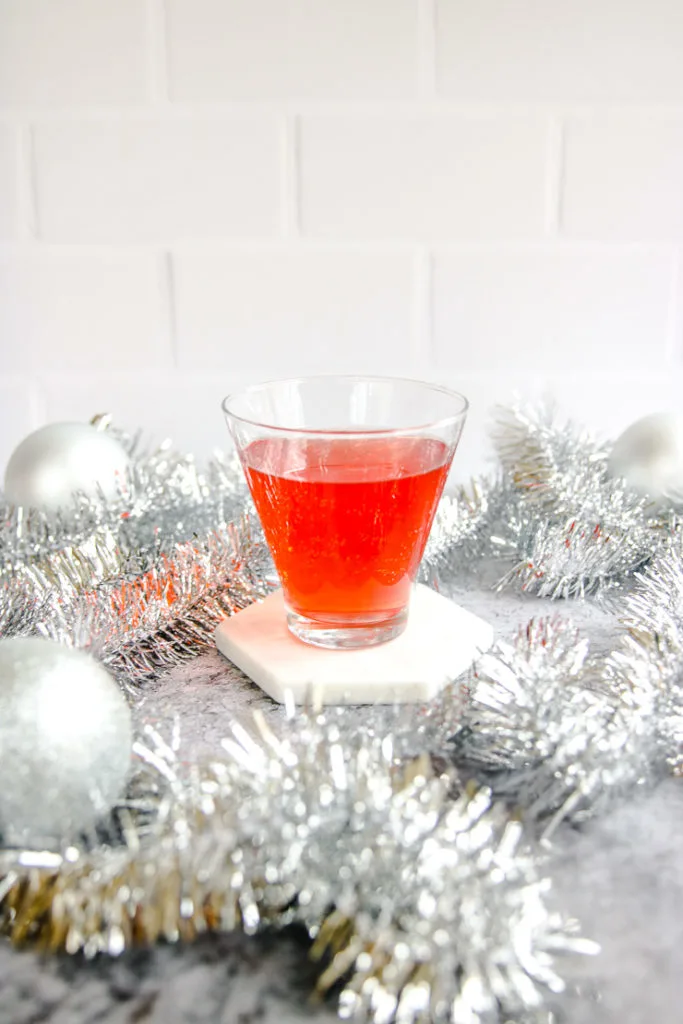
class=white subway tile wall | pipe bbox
[562,114,683,239]
[298,115,547,238]
[0,249,169,372]
[0,0,148,109]
[435,0,683,104]
[173,247,416,376]
[165,0,418,101]
[0,123,17,238]
[433,245,674,373]
[33,118,281,242]
[1,0,682,480]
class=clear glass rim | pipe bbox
[221,374,469,437]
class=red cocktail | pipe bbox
[223,377,467,649]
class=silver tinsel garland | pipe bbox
[609,533,683,774]
[450,617,659,836]
[37,517,272,689]
[0,423,248,589]
[413,404,671,601]
[0,714,598,1022]
[0,424,262,686]
[418,479,497,585]
[489,404,671,599]
[0,406,682,1023]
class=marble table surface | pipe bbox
[1,575,682,1024]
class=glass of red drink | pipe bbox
[222,376,468,650]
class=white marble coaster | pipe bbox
[215,585,494,705]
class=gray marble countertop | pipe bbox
[1,577,682,1023]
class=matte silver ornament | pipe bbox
[607,413,683,503]
[3,422,130,511]
[0,637,132,846]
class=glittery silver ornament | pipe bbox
[0,637,132,846]
[3,422,131,511]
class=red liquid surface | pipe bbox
[242,436,451,623]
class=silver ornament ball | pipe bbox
[0,637,132,846]
[607,413,683,503]
[3,422,130,511]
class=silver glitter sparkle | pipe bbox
[0,637,132,847]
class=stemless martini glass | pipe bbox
[222,376,468,650]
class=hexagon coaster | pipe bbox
[215,585,493,705]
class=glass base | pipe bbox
[286,605,408,650]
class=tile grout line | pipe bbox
[544,114,565,236]
[665,245,682,364]
[15,121,38,242]
[280,115,300,238]
[164,250,180,368]
[417,0,438,98]
[412,246,433,369]
[10,102,683,121]
[147,0,171,107]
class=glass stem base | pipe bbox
[285,605,408,650]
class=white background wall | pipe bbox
[1,0,683,481]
